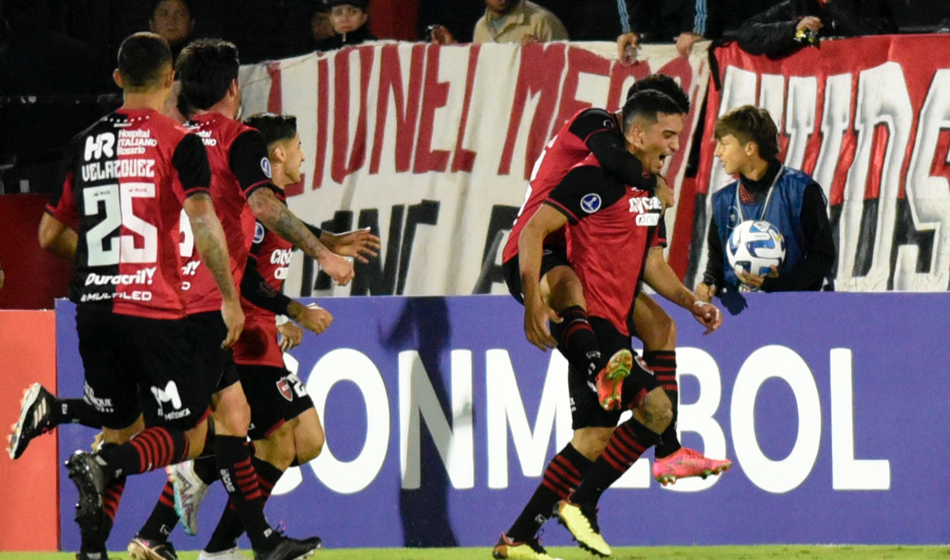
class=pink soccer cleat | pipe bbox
[653,447,732,486]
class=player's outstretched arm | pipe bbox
[518,204,567,351]
[277,320,304,351]
[319,227,380,264]
[248,187,354,286]
[38,213,78,261]
[643,246,722,335]
[184,192,244,348]
[286,300,333,335]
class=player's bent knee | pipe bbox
[257,423,297,470]
[571,427,613,461]
[213,387,252,437]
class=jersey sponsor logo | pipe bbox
[254,222,266,244]
[277,378,294,401]
[80,290,154,302]
[117,129,158,155]
[636,214,660,226]
[84,133,115,161]
[192,129,218,146]
[261,157,272,179]
[580,193,602,213]
[628,196,663,214]
[84,268,156,286]
[182,260,200,276]
[151,381,183,409]
[270,248,293,266]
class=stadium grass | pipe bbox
[2,546,949,560]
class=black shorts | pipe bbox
[183,311,241,396]
[502,245,572,304]
[238,364,315,441]
[77,305,210,431]
[569,317,659,430]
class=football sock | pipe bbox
[646,350,681,459]
[205,457,285,554]
[51,398,101,429]
[213,436,278,552]
[549,305,603,380]
[506,443,593,543]
[100,476,126,544]
[571,419,659,505]
[95,426,190,482]
[136,479,179,543]
[193,454,220,485]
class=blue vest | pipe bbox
[712,166,822,290]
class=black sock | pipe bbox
[506,443,593,543]
[95,427,190,482]
[572,420,659,505]
[646,350,681,458]
[52,398,101,429]
[137,479,178,543]
[213,436,276,551]
[205,456,285,553]
[549,306,603,380]
[193,454,220,485]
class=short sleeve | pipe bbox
[567,109,617,145]
[545,165,625,224]
[172,133,212,198]
[47,170,79,226]
[229,130,274,199]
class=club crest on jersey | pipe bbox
[261,157,272,179]
[277,378,293,402]
[580,193,602,214]
[254,222,266,244]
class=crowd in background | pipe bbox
[0,0,947,196]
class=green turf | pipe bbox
[2,546,949,560]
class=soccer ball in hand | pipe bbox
[726,220,786,281]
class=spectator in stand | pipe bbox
[737,0,897,58]
[149,0,195,62]
[311,7,335,46]
[429,0,568,46]
[615,0,722,61]
[314,0,377,51]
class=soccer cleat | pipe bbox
[128,537,179,560]
[492,532,558,560]
[556,500,611,557]
[253,535,322,560]
[652,447,733,486]
[198,547,251,560]
[8,382,56,459]
[595,349,633,411]
[66,451,107,546]
[168,460,211,536]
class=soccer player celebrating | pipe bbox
[494,77,730,560]
[127,112,379,560]
[496,91,722,560]
[697,104,834,297]
[37,31,242,560]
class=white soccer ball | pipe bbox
[726,220,786,280]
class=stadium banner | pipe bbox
[56,294,950,550]
[0,310,59,552]
[237,42,711,297]
[683,35,950,292]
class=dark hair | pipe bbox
[322,0,369,10]
[714,105,780,161]
[150,0,194,20]
[176,38,239,111]
[622,89,684,132]
[626,73,690,114]
[244,113,298,147]
[117,32,173,91]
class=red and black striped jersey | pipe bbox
[179,113,275,315]
[47,108,211,319]
[546,154,666,336]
